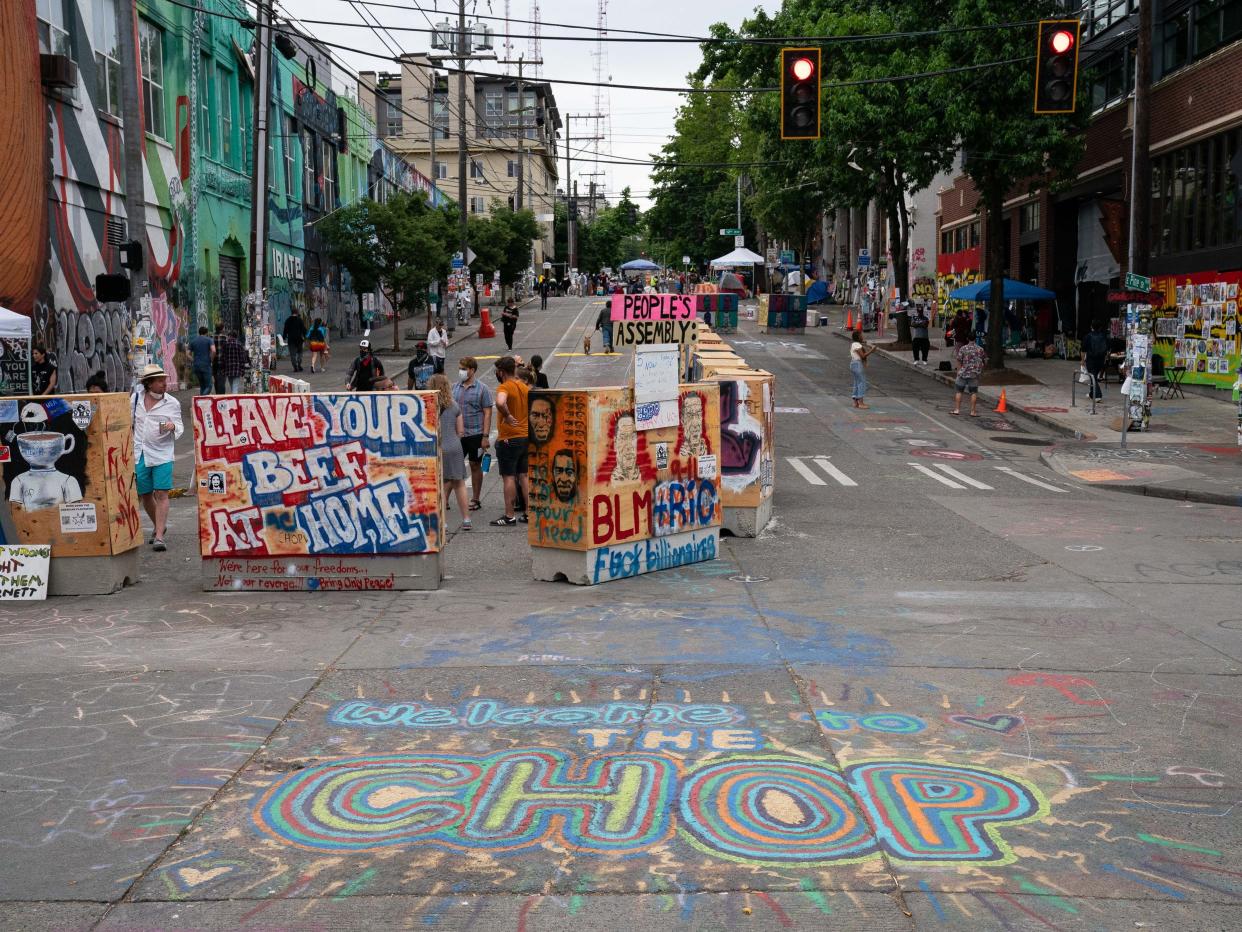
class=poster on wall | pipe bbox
[193,393,442,558]
[0,543,50,599]
[0,394,141,557]
[1152,271,1242,389]
[0,338,31,395]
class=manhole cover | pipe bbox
[989,436,1051,446]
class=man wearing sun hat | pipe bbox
[131,364,184,552]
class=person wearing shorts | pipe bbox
[452,356,493,511]
[490,356,530,526]
[131,364,184,551]
[952,341,987,417]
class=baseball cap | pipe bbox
[359,339,370,348]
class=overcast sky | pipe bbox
[288,0,767,206]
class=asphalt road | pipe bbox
[1,295,1239,931]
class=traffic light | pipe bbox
[780,47,821,140]
[1034,19,1081,114]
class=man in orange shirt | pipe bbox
[490,356,530,526]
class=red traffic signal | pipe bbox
[780,47,821,140]
[1034,19,1081,114]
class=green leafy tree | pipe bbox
[315,201,382,330]
[318,191,452,352]
[939,0,1088,368]
[578,188,647,272]
[464,209,513,289]
[488,205,541,289]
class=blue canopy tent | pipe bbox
[619,258,660,272]
[947,278,1055,301]
[947,278,1062,352]
[805,280,830,305]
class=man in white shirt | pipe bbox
[131,364,184,552]
[427,318,448,374]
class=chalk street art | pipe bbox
[328,698,747,729]
[798,709,928,734]
[252,749,1048,866]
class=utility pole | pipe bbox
[562,115,602,269]
[428,72,436,198]
[117,0,146,381]
[1127,0,1151,276]
[565,115,573,268]
[248,0,274,298]
[516,56,525,209]
[457,0,468,264]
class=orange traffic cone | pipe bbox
[994,389,1007,413]
[845,309,853,330]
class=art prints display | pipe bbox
[0,393,141,557]
[193,393,441,559]
[1154,270,1242,388]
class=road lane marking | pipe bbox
[996,466,1067,492]
[908,463,966,489]
[786,457,827,486]
[811,456,858,487]
[933,464,993,490]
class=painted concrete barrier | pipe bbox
[527,384,722,585]
[192,391,443,591]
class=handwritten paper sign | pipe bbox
[0,544,50,600]
[635,345,680,432]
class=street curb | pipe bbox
[830,330,1085,440]
[1039,448,1242,508]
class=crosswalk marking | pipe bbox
[995,466,1067,492]
[811,456,858,487]
[931,463,994,490]
[908,462,966,489]
[786,457,827,486]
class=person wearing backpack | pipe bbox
[346,339,385,392]
[1081,319,1109,401]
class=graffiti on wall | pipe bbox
[193,392,441,557]
[717,375,774,506]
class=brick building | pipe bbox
[935,0,1241,363]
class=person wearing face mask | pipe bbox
[130,364,184,552]
[451,356,493,512]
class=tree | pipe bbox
[464,209,513,291]
[578,188,647,272]
[318,191,452,352]
[939,0,1088,369]
[315,201,382,331]
[488,205,540,289]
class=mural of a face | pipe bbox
[530,396,555,444]
[552,449,578,503]
[611,415,640,483]
[678,394,707,457]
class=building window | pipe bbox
[1088,0,1136,38]
[470,159,484,179]
[138,19,165,139]
[199,57,214,157]
[1088,46,1134,112]
[1019,202,1040,233]
[940,230,952,254]
[1151,125,1241,257]
[93,0,121,116]
[283,116,296,198]
[969,221,980,247]
[217,69,235,165]
[385,98,402,137]
[303,129,317,207]
[434,160,447,180]
[433,94,449,140]
[484,91,503,136]
[36,0,72,57]
[1159,8,1190,76]
[470,196,485,214]
[1195,0,1242,57]
[507,159,517,177]
[322,138,337,209]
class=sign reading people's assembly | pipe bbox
[611,294,699,347]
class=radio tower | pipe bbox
[591,0,611,198]
[501,1,513,73]
[527,1,541,76]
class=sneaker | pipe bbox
[518,513,529,523]
[152,538,167,552]
[490,515,517,527]
[461,519,472,530]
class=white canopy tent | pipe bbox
[710,247,765,267]
[0,307,33,395]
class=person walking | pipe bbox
[951,339,987,416]
[490,355,529,527]
[1081,318,1109,402]
[307,317,329,373]
[188,326,215,394]
[282,310,307,372]
[849,331,876,409]
[430,373,471,530]
[595,303,614,353]
[346,339,384,391]
[219,331,248,393]
[501,298,519,350]
[427,318,448,374]
[910,305,931,366]
[453,356,493,513]
[540,276,550,310]
[131,364,183,552]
